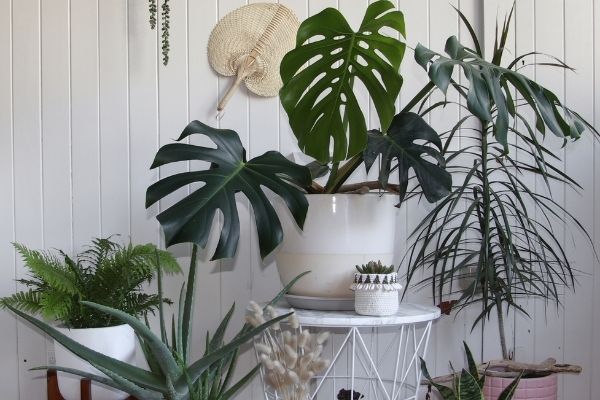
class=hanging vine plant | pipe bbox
[148,0,170,65]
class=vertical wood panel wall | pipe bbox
[0,1,597,399]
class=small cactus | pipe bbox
[355,260,394,274]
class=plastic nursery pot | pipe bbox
[351,272,402,316]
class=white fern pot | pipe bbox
[275,194,398,301]
[54,324,136,400]
[351,272,402,316]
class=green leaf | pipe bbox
[146,121,311,260]
[181,244,198,363]
[498,373,522,400]
[280,1,405,162]
[459,369,484,400]
[220,364,260,400]
[415,36,595,151]
[364,112,451,204]
[420,357,456,400]
[463,342,480,384]
[181,313,291,390]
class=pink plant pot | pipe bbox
[483,373,557,400]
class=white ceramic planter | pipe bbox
[54,324,136,400]
[483,373,557,400]
[276,194,398,302]
[351,272,402,316]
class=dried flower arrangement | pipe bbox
[246,301,331,400]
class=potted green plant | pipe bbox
[351,260,402,316]
[5,253,306,400]
[421,342,521,400]
[404,7,596,399]
[145,1,452,308]
[1,237,180,400]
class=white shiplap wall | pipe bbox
[0,0,598,399]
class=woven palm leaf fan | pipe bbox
[208,3,299,112]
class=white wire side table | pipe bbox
[259,303,440,400]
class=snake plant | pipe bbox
[421,342,521,400]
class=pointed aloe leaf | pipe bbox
[280,1,405,162]
[80,301,181,382]
[31,366,163,400]
[7,305,166,392]
[364,112,451,204]
[266,270,310,309]
[208,303,235,352]
[220,364,260,400]
[459,369,484,399]
[180,313,290,391]
[498,373,522,400]
[420,357,456,400]
[146,121,311,260]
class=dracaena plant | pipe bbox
[146,1,452,261]
[404,7,598,360]
[6,247,308,400]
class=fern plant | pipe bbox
[1,238,180,328]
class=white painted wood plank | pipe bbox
[99,0,130,238]
[593,2,600,398]
[187,0,222,366]
[12,0,47,397]
[41,0,72,252]
[0,0,19,397]
[278,0,306,158]
[71,0,101,250]
[127,0,160,245]
[532,1,566,398]
[511,0,537,365]
[563,0,595,398]
[217,1,254,397]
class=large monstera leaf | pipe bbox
[280,0,405,163]
[146,121,311,260]
[415,35,593,153]
[364,112,451,205]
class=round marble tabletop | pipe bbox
[274,302,441,328]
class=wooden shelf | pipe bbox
[47,370,137,400]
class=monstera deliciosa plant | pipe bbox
[405,7,597,364]
[147,1,452,261]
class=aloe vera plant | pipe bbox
[6,249,307,400]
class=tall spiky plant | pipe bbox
[6,249,307,400]
[1,238,180,328]
[405,7,598,360]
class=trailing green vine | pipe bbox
[147,0,170,65]
[160,0,170,65]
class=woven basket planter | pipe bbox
[350,272,402,316]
